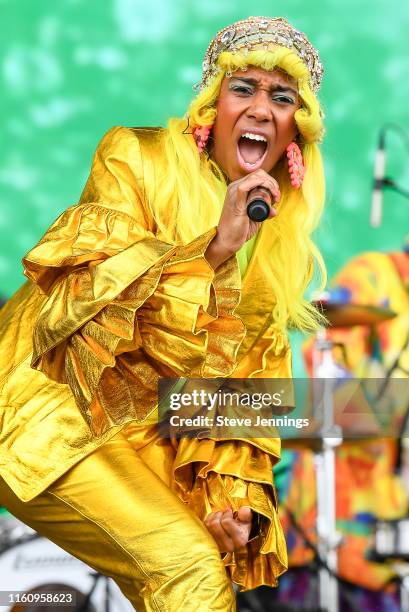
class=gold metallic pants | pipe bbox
[0,423,235,611]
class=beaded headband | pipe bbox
[197,16,324,94]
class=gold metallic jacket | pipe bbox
[0,126,292,589]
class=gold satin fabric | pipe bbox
[0,421,236,612]
[0,126,292,591]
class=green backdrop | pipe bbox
[1,0,409,372]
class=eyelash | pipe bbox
[230,85,296,105]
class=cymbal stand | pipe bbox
[402,577,409,612]
[313,329,344,612]
[391,563,409,612]
[78,572,111,612]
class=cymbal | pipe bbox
[314,301,397,328]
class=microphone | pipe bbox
[370,130,386,227]
[247,187,272,222]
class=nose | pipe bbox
[246,91,273,122]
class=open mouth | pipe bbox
[237,132,268,172]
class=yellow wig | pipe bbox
[155,46,326,332]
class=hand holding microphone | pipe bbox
[205,169,280,270]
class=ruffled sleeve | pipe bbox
[23,126,245,435]
[173,438,287,590]
[171,326,292,591]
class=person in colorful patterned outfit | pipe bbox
[275,246,409,611]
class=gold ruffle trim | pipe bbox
[173,437,287,591]
[23,203,245,436]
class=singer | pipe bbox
[0,17,326,610]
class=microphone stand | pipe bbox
[371,123,409,226]
[381,177,409,202]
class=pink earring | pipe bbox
[193,125,212,153]
[286,142,305,189]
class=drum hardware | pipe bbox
[314,300,396,328]
[78,572,111,612]
[280,329,347,610]
[312,330,345,612]
[0,512,134,611]
[373,518,409,561]
[281,506,363,612]
[0,512,38,554]
[371,517,409,612]
[391,564,409,612]
[277,285,404,609]
[308,299,398,612]
[400,575,409,612]
[375,329,409,406]
[283,307,403,610]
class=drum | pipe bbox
[374,518,409,560]
[0,512,134,611]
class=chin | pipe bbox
[229,169,246,181]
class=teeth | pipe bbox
[242,132,267,142]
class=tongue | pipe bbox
[238,137,266,164]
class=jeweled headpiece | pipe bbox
[197,16,324,94]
